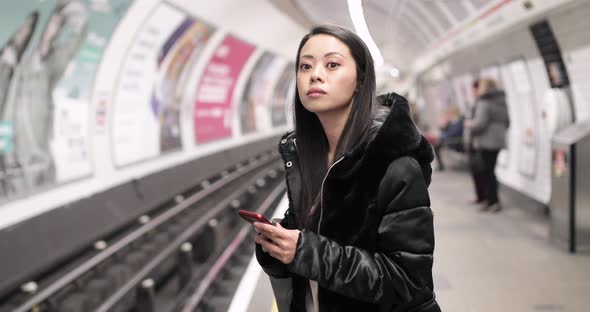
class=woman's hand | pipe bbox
[254,222,300,264]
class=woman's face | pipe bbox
[297,34,357,114]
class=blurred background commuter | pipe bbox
[465,78,509,212]
[463,79,487,205]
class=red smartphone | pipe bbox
[238,210,273,225]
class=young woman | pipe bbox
[253,24,440,312]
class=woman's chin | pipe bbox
[303,103,349,115]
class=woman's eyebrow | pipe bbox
[300,52,346,60]
[324,52,345,58]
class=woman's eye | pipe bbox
[327,62,339,69]
[299,64,311,70]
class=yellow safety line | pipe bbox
[271,298,278,312]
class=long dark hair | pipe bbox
[293,24,376,228]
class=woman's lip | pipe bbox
[307,92,325,98]
[307,88,326,95]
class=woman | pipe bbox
[465,78,509,212]
[254,24,440,311]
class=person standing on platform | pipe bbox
[464,79,488,205]
[252,24,440,312]
[465,78,509,213]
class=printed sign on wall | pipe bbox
[497,59,538,180]
[194,35,255,144]
[239,52,287,133]
[0,0,133,199]
[112,3,214,166]
[270,63,295,127]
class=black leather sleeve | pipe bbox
[286,156,435,307]
[255,204,297,278]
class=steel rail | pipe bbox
[13,154,278,312]
[94,165,283,312]
[180,182,286,312]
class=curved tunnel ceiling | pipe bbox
[287,0,498,73]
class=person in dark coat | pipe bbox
[463,79,488,205]
[465,78,510,212]
[252,24,440,312]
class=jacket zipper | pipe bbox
[318,156,345,235]
[292,138,344,310]
[292,138,345,235]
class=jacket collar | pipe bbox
[345,92,434,185]
[363,92,422,158]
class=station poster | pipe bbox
[270,63,295,127]
[451,74,475,116]
[112,3,214,166]
[501,60,537,178]
[0,0,132,199]
[239,52,286,133]
[194,35,255,144]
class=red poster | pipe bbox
[194,35,255,143]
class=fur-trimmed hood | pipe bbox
[338,92,434,186]
[277,92,434,242]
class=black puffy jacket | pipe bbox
[256,93,441,312]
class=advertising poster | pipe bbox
[194,35,255,144]
[567,46,590,122]
[239,52,285,133]
[270,63,295,127]
[0,0,132,199]
[421,83,443,128]
[451,74,475,114]
[501,60,537,177]
[112,3,214,166]
[154,18,214,152]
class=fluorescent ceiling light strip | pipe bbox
[348,0,384,67]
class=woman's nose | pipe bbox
[311,67,324,82]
